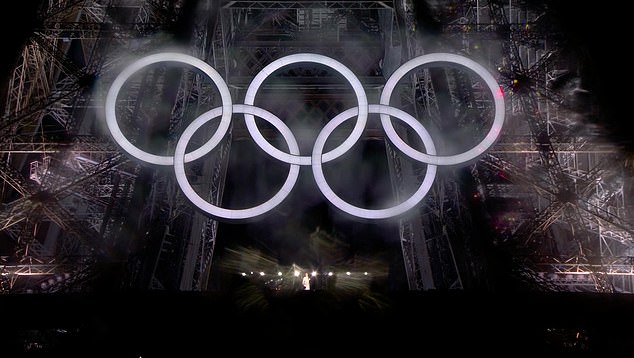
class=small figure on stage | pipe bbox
[302,272,310,290]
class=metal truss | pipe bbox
[386,0,494,290]
[533,256,634,293]
[222,1,393,10]
[437,0,634,292]
[4,0,631,297]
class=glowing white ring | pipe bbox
[312,104,437,220]
[105,52,233,165]
[244,53,368,165]
[174,104,300,220]
[380,52,505,165]
[105,52,505,221]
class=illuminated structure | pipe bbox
[1,0,634,344]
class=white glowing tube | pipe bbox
[174,104,300,220]
[312,104,437,219]
[380,53,505,166]
[244,53,368,165]
[105,52,233,165]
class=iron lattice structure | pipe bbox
[0,0,632,296]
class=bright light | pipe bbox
[311,271,317,277]
[241,273,246,276]
[259,272,265,276]
[346,272,351,276]
[294,271,300,277]
[278,272,282,276]
[328,272,333,276]
[364,272,368,276]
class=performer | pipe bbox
[302,272,310,290]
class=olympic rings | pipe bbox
[104,52,505,221]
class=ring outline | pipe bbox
[244,53,369,166]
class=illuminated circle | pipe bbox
[105,52,233,165]
[380,53,505,166]
[105,52,506,221]
[312,104,437,220]
[244,53,368,165]
[174,104,300,220]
